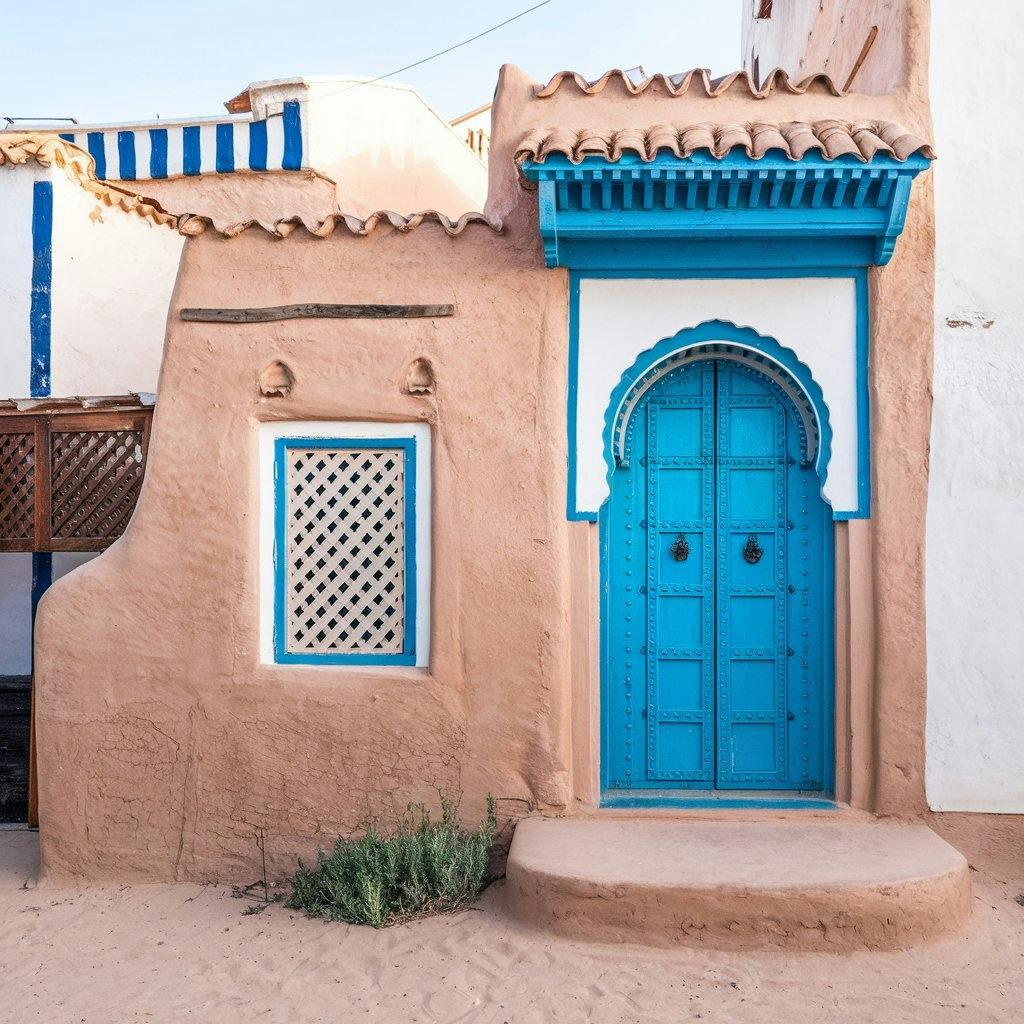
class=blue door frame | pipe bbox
[600,358,834,798]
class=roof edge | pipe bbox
[514,120,935,182]
[176,209,504,239]
[534,67,847,100]
[0,133,178,229]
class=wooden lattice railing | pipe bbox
[0,409,152,552]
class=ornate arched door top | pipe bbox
[603,321,834,506]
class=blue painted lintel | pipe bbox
[523,151,931,270]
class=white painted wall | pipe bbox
[0,164,45,398]
[574,277,859,516]
[925,0,1024,812]
[258,77,487,217]
[50,173,183,396]
[0,166,183,401]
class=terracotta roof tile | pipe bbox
[176,209,503,239]
[0,133,177,228]
[533,68,846,99]
[515,120,935,169]
[2,133,502,240]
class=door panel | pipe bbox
[643,364,716,783]
[715,364,788,786]
[604,357,831,794]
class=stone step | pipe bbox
[504,817,971,951]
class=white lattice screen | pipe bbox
[283,446,406,655]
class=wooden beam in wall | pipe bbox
[181,303,455,323]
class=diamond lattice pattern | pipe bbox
[51,429,146,541]
[0,432,35,543]
[285,447,406,655]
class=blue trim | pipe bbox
[854,268,871,518]
[522,151,931,270]
[182,126,201,176]
[215,123,235,174]
[248,120,268,172]
[30,552,53,672]
[58,132,74,143]
[149,128,168,178]
[282,101,302,170]
[86,132,106,179]
[29,182,53,399]
[601,792,837,810]
[116,131,136,180]
[273,437,418,666]
[602,320,833,502]
[565,275,589,521]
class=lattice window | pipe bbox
[279,443,411,660]
[0,410,151,553]
[50,428,145,542]
[0,430,36,550]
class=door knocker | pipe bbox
[742,535,764,564]
[670,534,691,562]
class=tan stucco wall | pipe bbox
[135,170,339,229]
[33,0,1024,882]
[35,202,571,882]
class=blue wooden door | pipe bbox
[603,359,830,792]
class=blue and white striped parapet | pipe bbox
[59,101,303,181]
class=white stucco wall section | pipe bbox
[0,165,45,398]
[50,175,184,396]
[926,0,1024,812]
[574,277,859,516]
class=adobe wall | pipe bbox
[34,202,570,883]
[33,0,1024,883]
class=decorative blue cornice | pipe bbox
[520,151,932,270]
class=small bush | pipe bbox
[287,795,496,927]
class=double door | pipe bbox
[604,359,830,791]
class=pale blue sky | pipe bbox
[1,0,742,124]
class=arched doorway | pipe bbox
[601,355,833,794]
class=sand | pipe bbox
[1,829,1021,1024]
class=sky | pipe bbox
[1,0,742,125]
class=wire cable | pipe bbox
[306,0,553,102]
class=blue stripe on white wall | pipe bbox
[117,131,136,180]
[282,101,302,171]
[182,126,201,176]
[215,123,235,173]
[249,119,268,171]
[150,128,168,178]
[58,106,303,181]
[86,131,106,179]
[29,181,53,399]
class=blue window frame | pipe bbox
[273,436,418,665]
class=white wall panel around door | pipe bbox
[574,276,859,517]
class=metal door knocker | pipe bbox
[742,535,763,564]
[670,534,691,562]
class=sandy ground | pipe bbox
[1,829,1022,1024]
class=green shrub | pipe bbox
[287,795,497,927]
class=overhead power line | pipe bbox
[308,0,553,102]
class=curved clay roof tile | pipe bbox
[176,209,503,239]
[533,67,846,99]
[514,120,935,172]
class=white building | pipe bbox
[744,0,1024,814]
